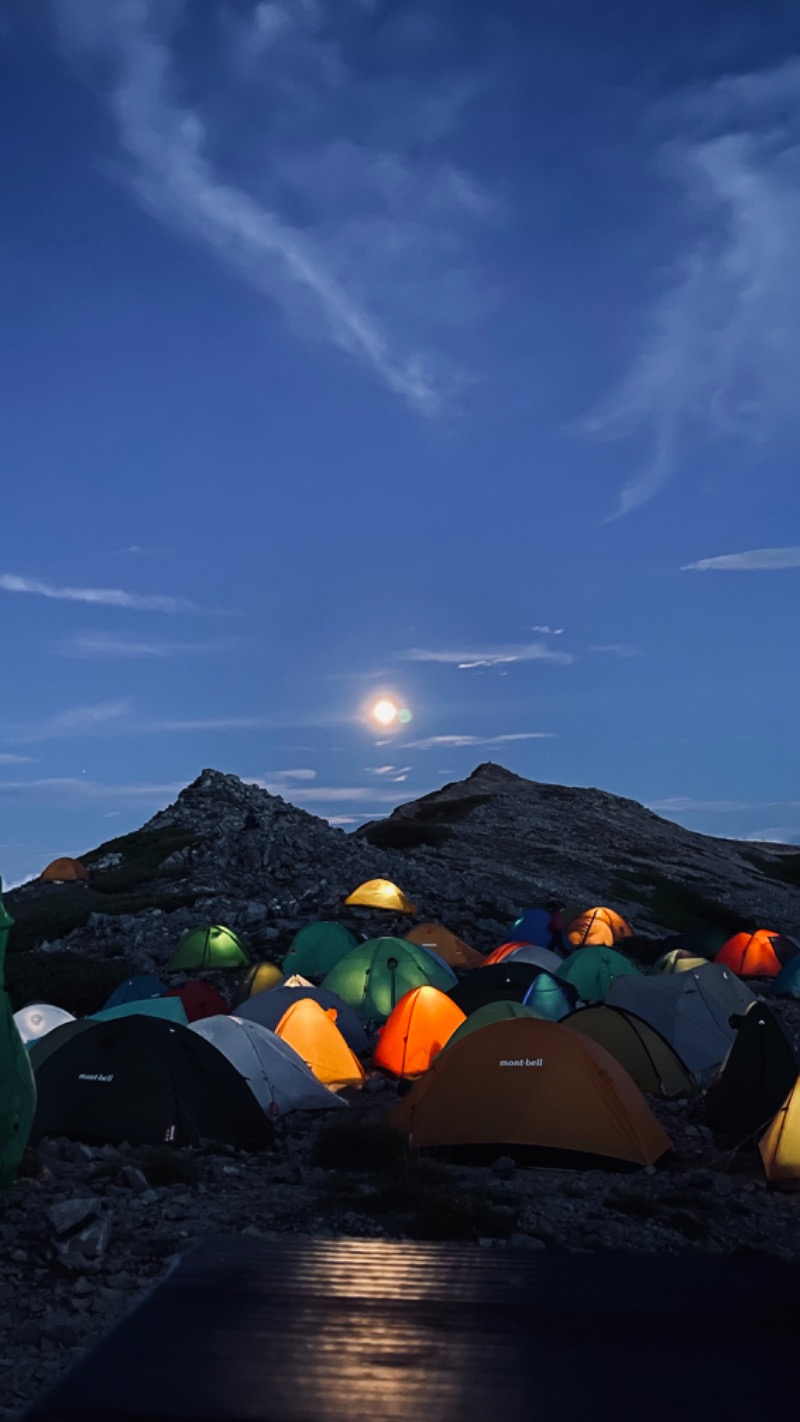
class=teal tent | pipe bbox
[322,938,456,1022]
[92,997,188,1027]
[773,956,800,999]
[556,946,641,1003]
[523,971,575,1020]
[0,881,36,1192]
[167,925,250,971]
[282,922,357,979]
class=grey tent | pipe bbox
[606,965,756,1077]
[235,985,369,1055]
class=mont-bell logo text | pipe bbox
[499,1058,543,1068]
[78,1073,114,1083]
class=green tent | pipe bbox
[442,999,540,1054]
[92,997,188,1026]
[705,1003,799,1141]
[0,881,36,1192]
[321,937,456,1022]
[282,922,357,979]
[167,924,250,972]
[556,946,641,1003]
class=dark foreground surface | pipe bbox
[25,1234,800,1421]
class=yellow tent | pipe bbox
[275,998,365,1092]
[344,878,417,913]
[405,923,483,971]
[759,1080,800,1187]
[567,906,633,947]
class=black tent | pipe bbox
[450,962,577,1017]
[704,1003,798,1142]
[32,1015,273,1151]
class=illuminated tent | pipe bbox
[0,885,36,1191]
[167,925,250,972]
[606,966,756,1076]
[405,923,484,971]
[564,1005,693,1098]
[236,984,368,1054]
[652,951,708,976]
[103,974,167,1009]
[567,907,633,947]
[279,974,314,989]
[484,942,564,973]
[705,1004,798,1140]
[716,930,799,980]
[92,997,188,1027]
[230,962,284,1009]
[13,1003,75,1045]
[282,922,357,979]
[759,1081,800,1187]
[39,857,87,884]
[373,988,466,1079]
[32,1015,273,1150]
[191,1015,345,1116]
[344,879,418,914]
[275,999,365,1091]
[165,982,229,1023]
[442,1000,540,1054]
[523,971,577,1021]
[556,947,641,1003]
[449,962,546,1017]
[389,1018,671,1166]
[323,938,455,1023]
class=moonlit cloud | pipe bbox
[531,625,564,635]
[261,768,317,781]
[647,796,779,813]
[0,573,201,613]
[0,777,184,802]
[14,700,132,744]
[590,644,641,658]
[397,642,573,668]
[0,754,39,765]
[59,633,239,658]
[682,547,800,572]
[401,732,553,750]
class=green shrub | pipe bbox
[5,952,131,1015]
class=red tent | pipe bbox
[165,982,229,1023]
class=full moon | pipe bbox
[371,698,398,727]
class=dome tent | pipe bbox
[344,879,417,914]
[652,951,708,976]
[441,1000,540,1055]
[39,857,87,884]
[0,883,36,1192]
[165,982,229,1023]
[191,1015,345,1116]
[662,929,731,962]
[237,985,368,1054]
[556,947,641,1003]
[759,1081,800,1187]
[230,962,283,1009]
[389,1018,671,1167]
[489,942,564,974]
[564,1005,693,1098]
[705,1003,799,1141]
[281,922,357,979]
[322,938,456,1023]
[523,972,577,1021]
[14,1003,75,1045]
[373,988,466,1079]
[167,925,250,972]
[606,966,756,1077]
[405,923,484,971]
[449,963,546,1017]
[103,974,167,1010]
[716,930,800,980]
[511,908,556,948]
[32,1015,272,1151]
[567,907,633,947]
[772,956,800,999]
[275,999,365,1091]
[92,997,188,1027]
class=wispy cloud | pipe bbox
[14,700,132,744]
[0,573,200,614]
[55,0,493,411]
[402,732,553,751]
[261,768,317,781]
[59,632,239,658]
[647,796,779,813]
[588,59,800,517]
[0,777,184,802]
[531,625,564,635]
[0,754,39,765]
[368,765,412,779]
[397,642,573,668]
[682,547,800,572]
[590,643,641,657]
[250,781,412,804]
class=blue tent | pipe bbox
[523,971,576,1021]
[92,997,188,1026]
[104,974,167,1010]
[773,956,800,999]
[512,908,566,954]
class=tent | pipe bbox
[275,999,365,1091]
[759,1081,800,1187]
[103,974,167,1010]
[230,962,283,1009]
[523,972,577,1021]
[191,1015,345,1116]
[606,966,756,1077]
[652,951,708,976]
[165,982,229,1023]
[388,1018,671,1166]
[705,1004,799,1140]
[32,1015,272,1150]
[39,857,87,884]
[442,1000,541,1055]
[511,908,558,949]
[405,923,484,971]
[564,1006,693,1098]
[566,907,633,947]
[279,975,314,989]
[344,879,417,914]
[556,947,641,1003]
[373,988,466,1079]
[716,930,799,980]
[281,923,357,979]
[322,938,456,1023]
[13,1003,75,1045]
[491,943,564,974]
[662,929,730,962]
[236,985,368,1054]
[449,963,545,1017]
[92,997,188,1027]
[772,956,800,999]
[167,925,250,972]
[0,884,36,1191]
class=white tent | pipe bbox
[14,1002,75,1045]
[505,944,564,973]
[278,974,314,989]
[237,985,369,1054]
[191,1015,346,1117]
[606,965,756,1076]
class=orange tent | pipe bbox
[759,1080,800,1187]
[716,930,792,979]
[567,906,632,947]
[388,1018,670,1166]
[275,998,365,1092]
[373,987,466,1079]
[344,879,417,913]
[39,857,88,884]
[405,923,483,971]
[481,941,529,966]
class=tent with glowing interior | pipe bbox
[388,1018,671,1166]
[704,1003,798,1141]
[606,965,756,1077]
[236,984,368,1054]
[482,942,564,973]
[567,907,633,947]
[715,930,800,980]
[652,950,708,976]
[405,923,484,971]
[191,1014,345,1116]
[281,922,358,979]
[38,857,87,884]
[274,998,365,1091]
[230,962,284,1009]
[322,938,456,1023]
[523,971,578,1022]
[344,879,417,914]
[556,947,641,1003]
[563,1005,693,1098]
[373,987,466,1079]
[0,884,36,1192]
[167,925,250,972]
[14,1003,75,1046]
[759,1081,800,1187]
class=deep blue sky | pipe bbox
[2,0,799,885]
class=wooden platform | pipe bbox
[25,1235,800,1420]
